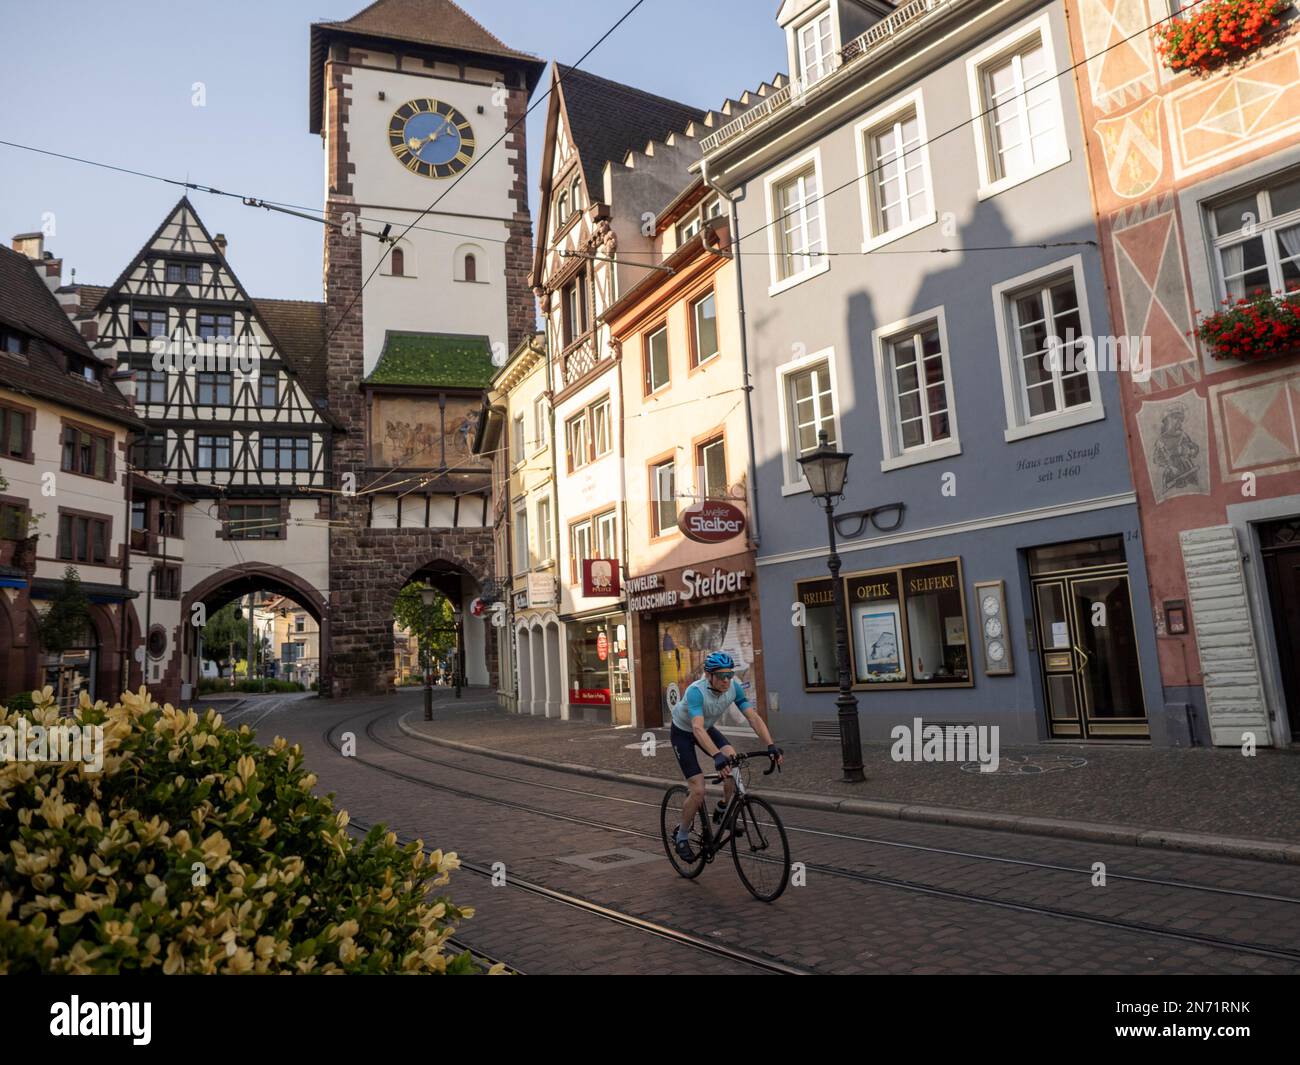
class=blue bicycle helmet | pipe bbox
[704,651,735,673]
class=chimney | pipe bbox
[213,233,228,256]
[12,232,43,259]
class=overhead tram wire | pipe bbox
[5,1,1208,513]
[723,0,1214,261]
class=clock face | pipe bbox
[987,640,1005,663]
[388,98,476,179]
[982,594,1000,617]
[984,617,1003,639]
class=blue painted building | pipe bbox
[700,0,1176,744]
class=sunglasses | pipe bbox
[711,671,735,680]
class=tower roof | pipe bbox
[309,0,544,132]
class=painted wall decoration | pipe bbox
[1167,43,1300,177]
[1136,391,1211,501]
[1110,196,1199,390]
[1079,0,1159,112]
[1208,363,1300,478]
[1095,96,1165,197]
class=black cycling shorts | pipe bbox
[670,723,731,781]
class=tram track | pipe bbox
[325,710,810,976]
[330,707,1300,967]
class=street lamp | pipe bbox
[420,586,437,720]
[451,605,463,700]
[797,429,865,784]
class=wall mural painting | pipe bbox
[1136,392,1210,502]
[1095,96,1165,199]
[1208,367,1300,480]
[1079,0,1158,113]
[1167,44,1300,178]
[1110,197,1199,391]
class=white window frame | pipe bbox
[536,495,553,564]
[691,290,720,367]
[794,6,836,89]
[965,11,1069,201]
[764,148,831,296]
[774,345,842,495]
[698,436,728,499]
[855,90,937,251]
[990,254,1104,441]
[513,503,529,573]
[591,396,612,458]
[596,510,618,559]
[1207,173,1300,301]
[533,396,548,454]
[871,307,962,470]
[511,413,526,467]
[650,459,677,537]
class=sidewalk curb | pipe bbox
[397,714,1300,865]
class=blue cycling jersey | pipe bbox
[671,675,751,731]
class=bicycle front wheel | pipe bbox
[730,796,790,902]
[661,785,708,879]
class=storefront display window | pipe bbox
[795,578,837,690]
[847,571,906,684]
[657,603,754,725]
[798,558,971,691]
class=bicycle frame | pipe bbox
[697,751,775,860]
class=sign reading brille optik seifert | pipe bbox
[678,500,746,544]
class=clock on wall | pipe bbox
[973,579,1014,676]
[388,98,476,179]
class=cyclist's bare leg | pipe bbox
[680,774,706,832]
[720,745,737,806]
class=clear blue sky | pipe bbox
[0,0,787,301]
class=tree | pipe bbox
[200,602,245,672]
[38,566,91,656]
[392,583,456,665]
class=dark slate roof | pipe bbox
[366,331,494,388]
[0,246,140,428]
[254,298,328,401]
[310,0,544,132]
[556,65,705,189]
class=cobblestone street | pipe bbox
[245,690,1300,975]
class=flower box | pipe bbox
[1196,289,1300,361]
[1154,0,1291,74]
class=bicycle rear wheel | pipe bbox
[730,796,791,902]
[661,786,708,879]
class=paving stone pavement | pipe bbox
[256,692,1300,975]
[373,689,1300,847]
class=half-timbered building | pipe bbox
[74,198,336,704]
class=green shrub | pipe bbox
[0,692,33,713]
[0,687,494,974]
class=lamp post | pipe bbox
[420,586,436,721]
[797,430,865,783]
[452,605,463,699]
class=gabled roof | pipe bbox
[366,331,495,388]
[0,245,141,428]
[555,65,705,196]
[91,197,337,424]
[309,0,544,132]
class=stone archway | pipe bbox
[329,540,497,699]
[165,562,329,705]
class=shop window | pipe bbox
[795,579,839,690]
[797,559,972,691]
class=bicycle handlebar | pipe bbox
[730,750,782,775]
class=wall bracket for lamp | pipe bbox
[833,502,906,539]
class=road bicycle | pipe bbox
[659,751,792,902]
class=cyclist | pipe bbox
[670,651,783,861]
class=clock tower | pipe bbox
[310,0,544,696]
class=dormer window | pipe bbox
[0,330,24,355]
[556,191,570,229]
[797,9,835,86]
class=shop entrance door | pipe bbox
[1029,539,1147,739]
[1259,519,1300,737]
